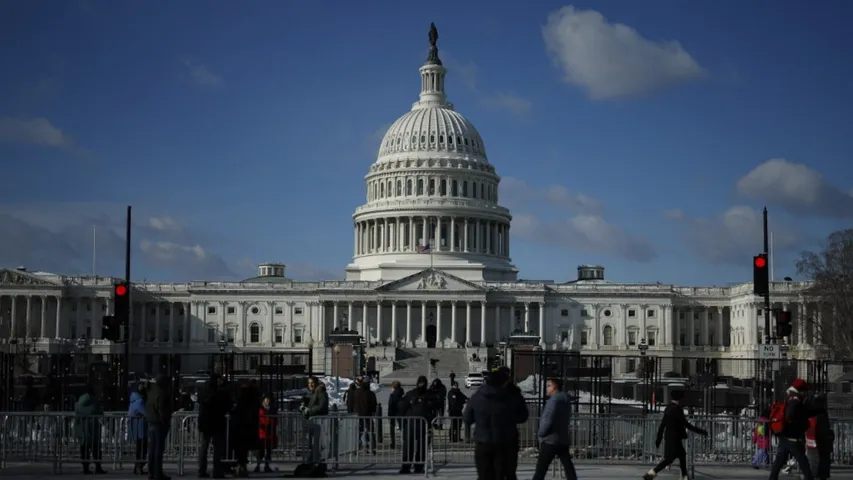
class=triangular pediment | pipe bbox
[376,269,487,292]
[0,268,60,287]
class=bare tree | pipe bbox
[795,228,853,360]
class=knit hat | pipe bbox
[787,378,808,395]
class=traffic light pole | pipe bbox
[762,207,775,409]
[122,206,132,403]
[763,207,771,338]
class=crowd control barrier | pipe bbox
[2,411,852,477]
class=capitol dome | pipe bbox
[345,24,517,283]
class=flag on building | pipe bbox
[417,243,431,254]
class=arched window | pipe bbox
[379,182,385,198]
[472,183,477,199]
[429,178,435,195]
[417,179,424,195]
[439,178,446,196]
[407,179,413,195]
[480,183,484,199]
[451,180,458,196]
[387,180,392,197]
[462,181,468,197]
[250,323,260,343]
[602,325,614,346]
[396,180,402,196]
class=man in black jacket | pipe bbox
[447,382,468,442]
[146,374,174,480]
[643,390,707,480]
[463,369,529,480]
[197,374,229,478]
[398,376,436,474]
[352,376,378,454]
[496,366,526,480]
[769,379,814,480]
[387,381,405,449]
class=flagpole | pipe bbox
[92,225,97,277]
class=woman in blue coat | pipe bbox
[128,383,148,475]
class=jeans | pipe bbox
[198,432,225,476]
[358,418,376,451]
[147,423,170,478]
[752,448,769,466]
[532,443,577,480]
[770,438,813,480]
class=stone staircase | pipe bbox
[383,348,470,385]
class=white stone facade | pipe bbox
[0,32,829,379]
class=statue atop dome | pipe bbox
[425,23,442,65]
[429,23,439,47]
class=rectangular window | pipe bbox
[647,309,655,317]
[250,327,260,343]
[294,328,304,344]
[207,327,216,343]
[628,331,637,346]
[580,330,588,345]
[560,309,569,317]
[647,331,656,346]
[580,309,588,317]
[275,307,283,315]
[628,310,636,317]
[294,307,304,315]
[227,306,235,314]
[274,327,283,343]
[627,359,636,373]
[177,329,184,343]
[208,306,216,314]
[226,326,236,342]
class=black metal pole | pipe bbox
[763,207,771,338]
[123,206,132,403]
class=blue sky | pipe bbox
[1,0,851,285]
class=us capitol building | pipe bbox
[0,27,827,380]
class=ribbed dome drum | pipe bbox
[377,107,489,164]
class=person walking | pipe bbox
[75,385,107,475]
[197,374,229,479]
[446,382,468,442]
[398,375,438,475]
[768,378,814,480]
[146,374,174,480]
[532,378,577,480]
[387,381,405,449]
[352,376,378,454]
[643,390,707,480]
[231,383,261,477]
[463,368,529,480]
[496,366,525,480]
[751,413,771,469]
[128,383,149,475]
[805,393,833,480]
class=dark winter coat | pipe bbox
[807,396,833,479]
[463,383,529,445]
[447,389,468,416]
[388,387,405,416]
[197,378,230,435]
[398,378,439,423]
[230,385,261,451]
[352,383,378,417]
[538,392,572,446]
[304,385,329,418]
[344,384,357,413]
[778,394,811,439]
[74,393,104,448]
[145,375,173,426]
[656,402,707,456]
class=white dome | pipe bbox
[377,106,489,164]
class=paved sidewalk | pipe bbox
[2,462,852,479]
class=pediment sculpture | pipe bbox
[0,269,50,286]
[417,271,447,290]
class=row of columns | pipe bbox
[354,216,510,257]
[367,175,495,204]
[328,300,545,347]
[0,294,107,340]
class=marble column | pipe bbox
[436,301,442,347]
[538,303,545,344]
[450,302,457,345]
[523,303,530,332]
[54,297,62,339]
[406,301,412,345]
[480,302,486,345]
[465,302,472,345]
[420,302,427,343]
[377,301,383,344]
[39,296,47,338]
[347,302,354,331]
[391,302,397,345]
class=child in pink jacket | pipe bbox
[751,416,771,468]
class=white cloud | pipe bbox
[182,60,224,88]
[0,116,74,148]
[542,6,705,99]
[502,176,603,215]
[0,203,234,279]
[443,55,532,116]
[148,216,181,232]
[664,208,684,220]
[514,213,657,262]
[677,205,802,265]
[737,159,853,218]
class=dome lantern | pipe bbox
[415,23,449,109]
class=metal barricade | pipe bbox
[314,415,430,476]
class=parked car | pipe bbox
[464,372,484,389]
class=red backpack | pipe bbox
[769,398,797,435]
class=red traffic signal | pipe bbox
[115,284,128,296]
[753,254,769,296]
[754,256,767,268]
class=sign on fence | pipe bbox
[759,344,781,360]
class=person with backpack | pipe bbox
[768,378,814,480]
[805,393,833,480]
[643,390,707,480]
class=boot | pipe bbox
[263,464,273,473]
[94,464,108,475]
[83,463,92,475]
[642,469,656,480]
[253,464,260,473]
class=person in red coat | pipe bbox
[256,395,278,473]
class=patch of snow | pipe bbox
[320,376,381,409]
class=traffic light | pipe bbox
[776,310,792,338]
[114,282,130,325]
[102,316,118,341]
[753,254,769,296]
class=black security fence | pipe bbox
[0,351,317,413]
[510,350,853,419]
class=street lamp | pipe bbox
[76,337,88,378]
[217,336,228,376]
[638,338,649,415]
[307,338,314,375]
